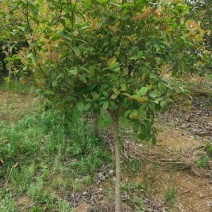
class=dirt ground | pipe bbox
[0,90,37,122]
[156,130,212,212]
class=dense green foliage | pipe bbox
[3,0,207,141]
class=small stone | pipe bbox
[109,169,114,175]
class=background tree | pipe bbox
[185,0,212,75]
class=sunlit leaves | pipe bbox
[69,68,78,75]
[76,102,90,112]
[108,22,120,33]
[137,87,147,97]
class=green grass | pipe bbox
[165,185,178,211]
[206,73,212,81]
[196,155,209,168]
[0,77,32,93]
[0,108,111,211]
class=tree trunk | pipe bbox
[112,116,121,212]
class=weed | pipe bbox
[206,74,212,81]
[196,155,209,168]
[120,182,145,211]
[0,191,16,212]
[98,110,112,130]
[205,142,212,158]
[165,185,178,210]
[123,158,143,175]
[27,178,44,201]
[0,78,31,93]
[167,121,176,128]
[9,164,35,193]
[58,199,71,212]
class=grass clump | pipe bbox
[205,142,212,158]
[196,155,209,168]
[165,185,178,211]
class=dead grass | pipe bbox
[0,90,37,122]
[130,128,212,212]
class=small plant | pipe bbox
[57,199,71,212]
[121,183,131,192]
[165,185,178,210]
[206,74,212,81]
[205,142,212,158]
[0,191,16,212]
[72,176,92,192]
[120,182,145,211]
[196,155,209,168]
[123,159,143,175]
[131,197,144,212]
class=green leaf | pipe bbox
[103,101,109,110]
[73,46,80,57]
[149,103,155,111]
[160,101,166,107]
[69,68,78,75]
[60,19,66,27]
[139,103,147,110]
[113,67,120,72]
[152,135,157,145]
[84,103,91,111]
[56,74,64,80]
[133,123,139,132]
[88,66,95,77]
[0,12,6,17]
[111,93,118,99]
[124,110,131,118]
[149,91,161,98]
[103,91,109,97]
[52,80,57,87]
[120,3,133,9]
[158,82,164,92]
[143,120,151,134]
[96,0,109,4]
[76,102,84,112]
[64,13,72,19]
[129,110,139,119]
[109,101,117,110]
[138,124,147,140]
[120,84,127,91]
[45,90,54,95]
[137,87,147,97]
[28,3,38,15]
[130,51,145,60]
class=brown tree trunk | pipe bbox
[112,116,121,212]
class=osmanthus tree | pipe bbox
[0,0,39,76]
[15,0,208,211]
[185,0,212,75]
[186,0,212,48]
